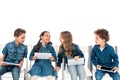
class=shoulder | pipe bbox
[5,41,15,48]
[92,45,99,49]
[72,43,79,47]
[46,43,54,49]
[105,43,114,50]
[19,44,27,50]
[72,43,80,50]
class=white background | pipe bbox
[0,0,120,46]
[0,0,120,79]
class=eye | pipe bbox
[21,37,25,39]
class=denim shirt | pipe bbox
[57,44,84,67]
[91,43,119,67]
[2,41,27,64]
[29,43,57,62]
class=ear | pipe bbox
[14,36,17,39]
[40,36,43,40]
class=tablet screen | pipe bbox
[101,66,113,70]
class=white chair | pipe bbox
[90,46,119,80]
[59,46,93,80]
[28,45,58,80]
[1,58,28,80]
[0,45,28,80]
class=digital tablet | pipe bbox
[34,52,52,59]
[99,66,116,73]
[68,58,84,65]
[1,62,19,66]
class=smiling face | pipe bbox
[41,32,50,44]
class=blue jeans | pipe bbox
[0,65,20,80]
[95,69,120,80]
[67,64,85,80]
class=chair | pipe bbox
[0,45,28,80]
[0,58,28,80]
[28,45,58,80]
[90,46,119,80]
[59,46,93,80]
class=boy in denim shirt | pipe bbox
[91,28,120,80]
[0,28,27,80]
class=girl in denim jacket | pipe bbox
[55,31,85,80]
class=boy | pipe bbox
[0,28,27,80]
[91,28,120,80]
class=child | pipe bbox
[0,28,27,80]
[28,31,57,80]
[91,28,120,80]
[55,31,85,80]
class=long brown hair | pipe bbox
[59,31,73,56]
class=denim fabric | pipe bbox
[95,69,120,80]
[67,64,85,80]
[2,41,27,64]
[0,41,27,80]
[28,43,57,77]
[91,44,119,67]
[0,65,20,80]
[57,44,84,68]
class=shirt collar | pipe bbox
[13,41,21,47]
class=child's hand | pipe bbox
[97,65,101,69]
[0,61,8,66]
[49,56,54,61]
[113,66,119,72]
[18,63,23,68]
[32,55,38,60]
[54,67,60,72]
[74,56,79,60]
[1,63,8,66]
[0,59,1,62]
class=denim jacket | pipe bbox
[2,41,27,64]
[57,43,84,68]
[91,43,119,67]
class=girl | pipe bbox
[55,31,85,80]
[91,28,120,80]
[28,31,57,80]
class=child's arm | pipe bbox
[18,58,24,68]
[50,46,57,61]
[0,54,7,66]
[0,55,5,62]
[55,52,62,71]
[74,44,84,58]
[73,44,84,61]
[91,48,99,67]
[110,47,119,71]
[56,52,63,68]
[29,46,38,60]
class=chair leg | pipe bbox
[0,76,1,80]
[55,76,58,80]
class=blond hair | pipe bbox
[59,31,73,56]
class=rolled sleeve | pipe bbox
[2,44,8,55]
